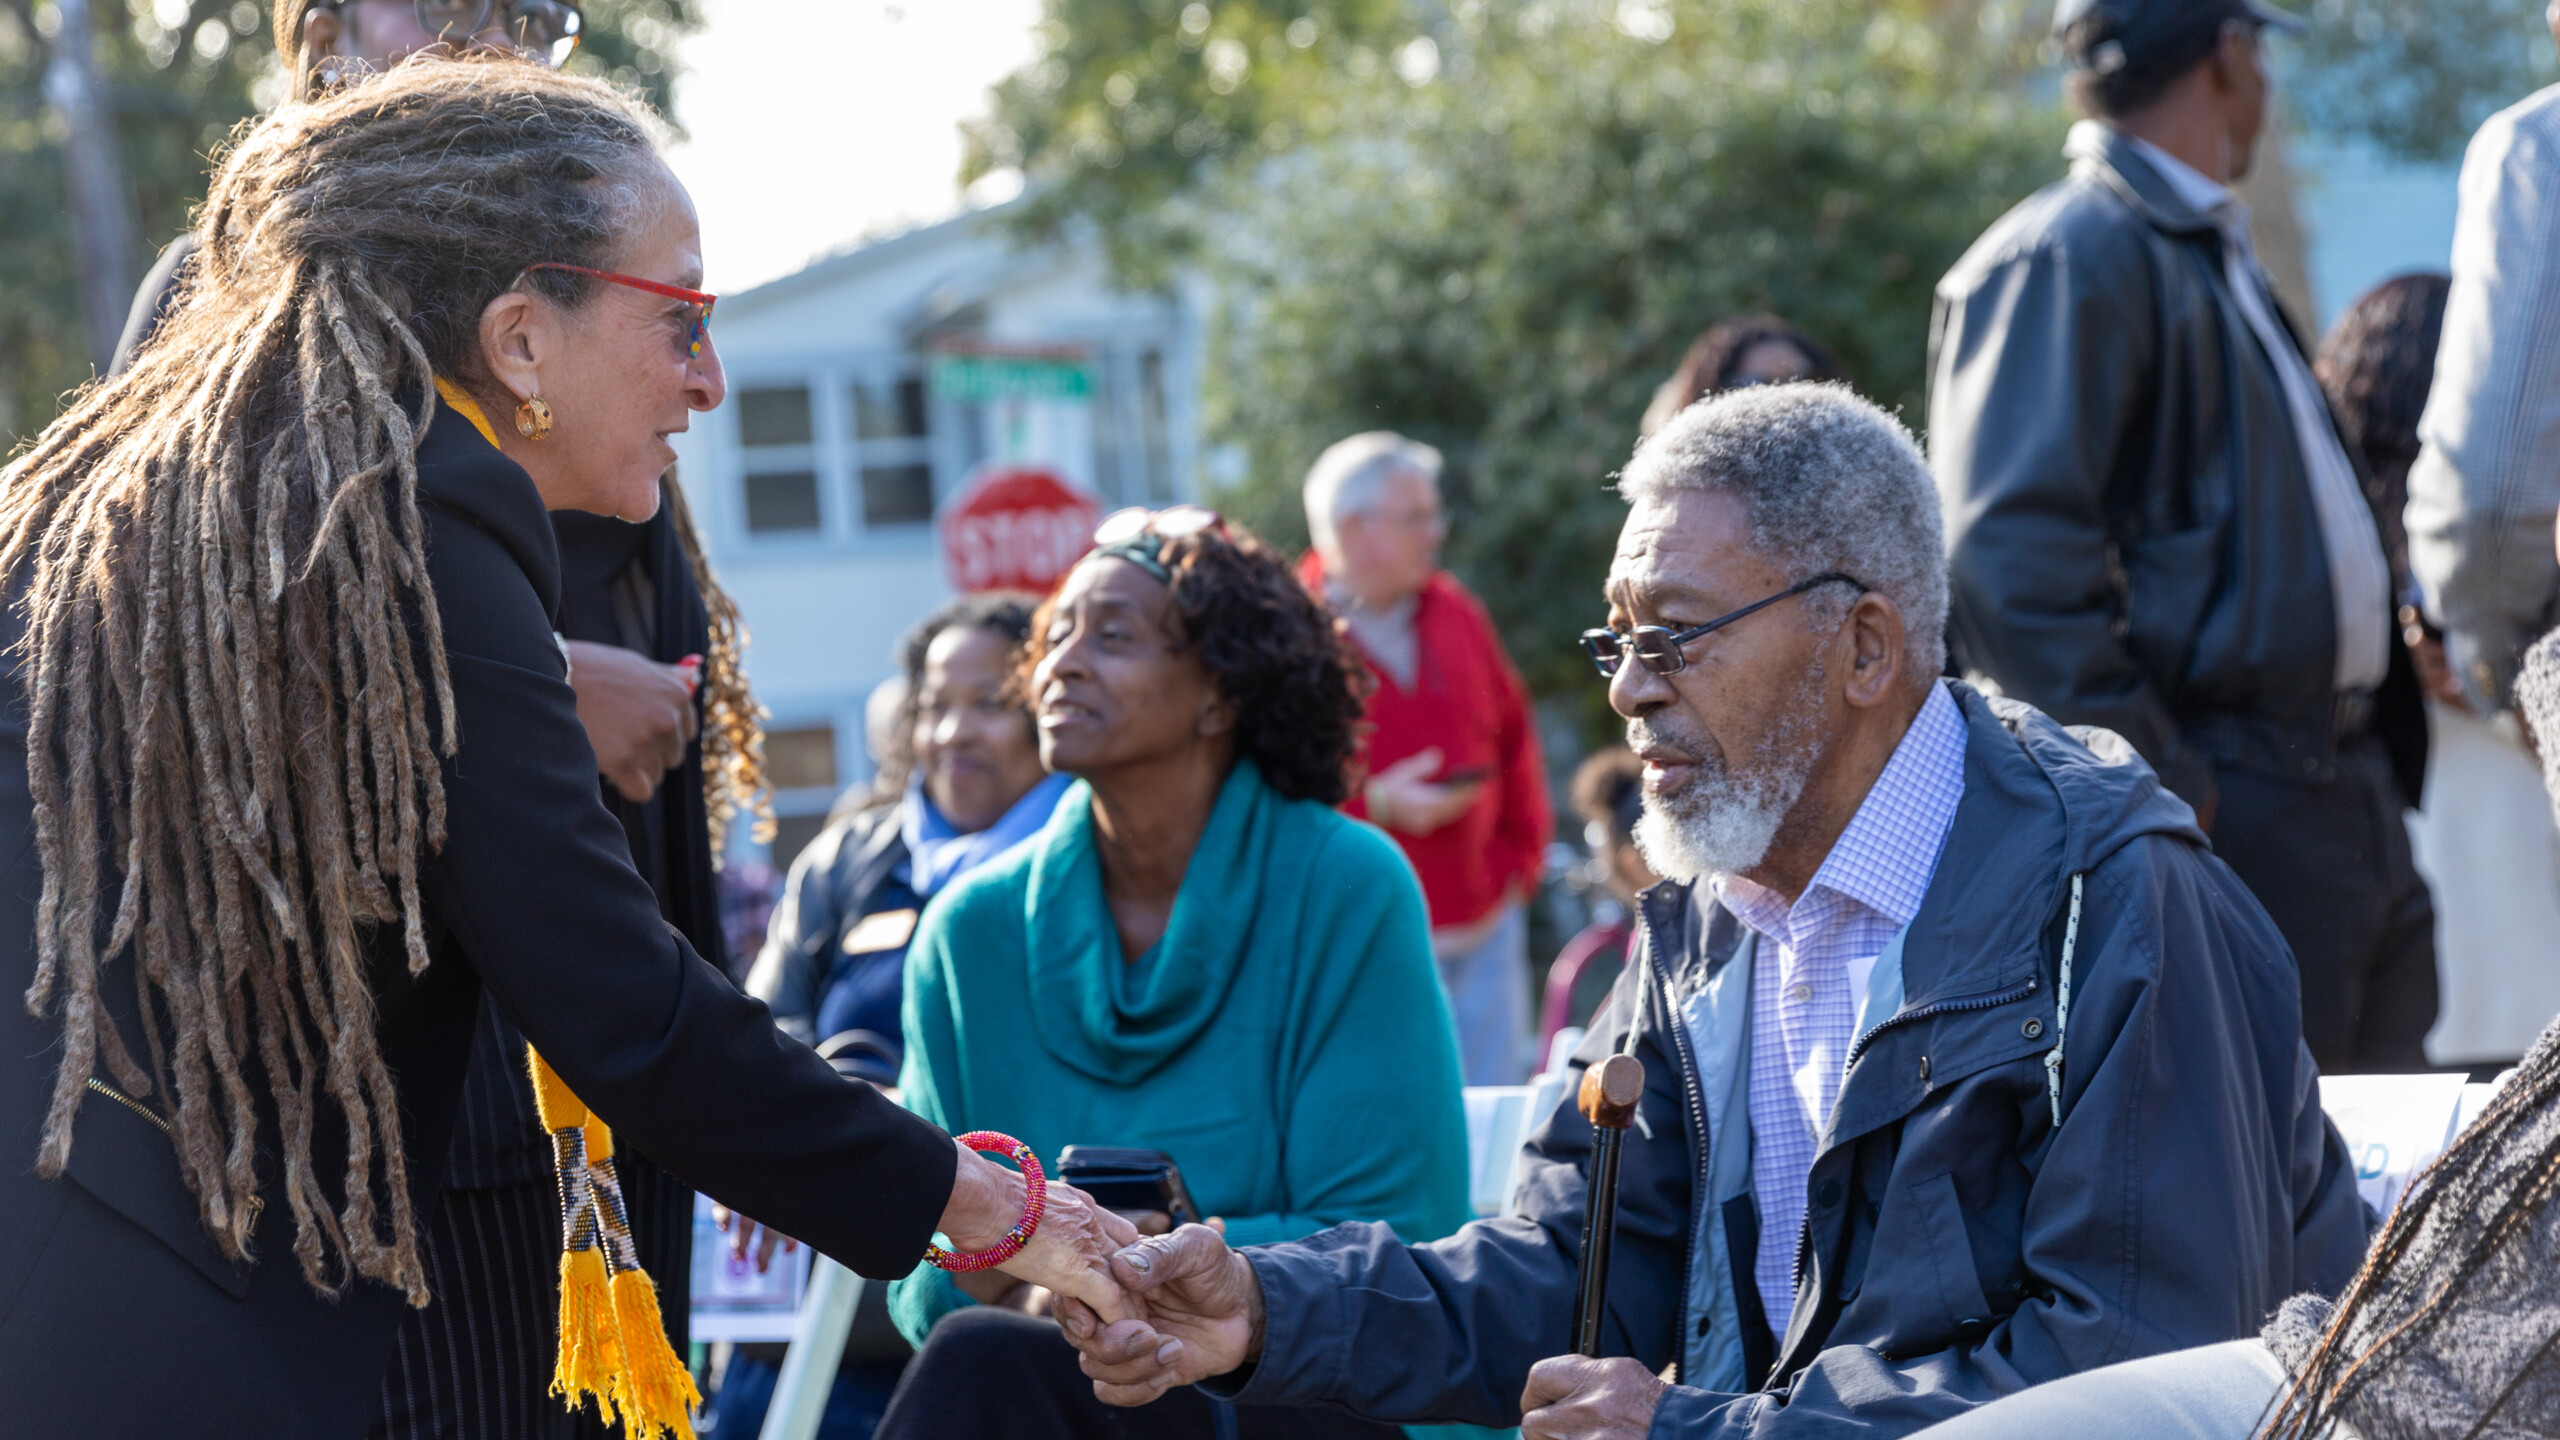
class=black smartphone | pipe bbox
[1439,763,1493,786]
[1056,1146,1201,1227]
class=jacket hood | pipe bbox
[1984,682,2206,873]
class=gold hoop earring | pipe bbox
[514,395,554,441]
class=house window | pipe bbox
[853,375,935,525]
[738,384,821,535]
[764,724,840,792]
[762,721,844,870]
[745,471,821,533]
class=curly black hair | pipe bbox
[1030,522,1371,806]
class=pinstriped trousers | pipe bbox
[371,1153,694,1440]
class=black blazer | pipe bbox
[0,407,958,1438]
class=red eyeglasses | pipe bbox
[521,262,717,358]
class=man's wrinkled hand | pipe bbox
[1519,1355,1667,1440]
[992,1182,1144,1326]
[567,640,701,803]
[1054,1223,1259,1406]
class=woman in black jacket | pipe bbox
[0,57,1129,1440]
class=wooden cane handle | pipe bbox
[1578,1053,1645,1130]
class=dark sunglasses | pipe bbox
[1580,571,1868,678]
[521,263,716,358]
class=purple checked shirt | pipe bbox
[1715,681,1967,1340]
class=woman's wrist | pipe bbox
[939,1141,1026,1253]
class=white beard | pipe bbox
[1629,661,1828,883]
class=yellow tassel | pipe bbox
[584,1115,615,1165]
[528,1049,591,1132]
[609,1267,703,1440]
[552,1246,621,1420]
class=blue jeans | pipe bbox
[1436,902,1530,1087]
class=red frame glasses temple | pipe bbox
[521,262,717,357]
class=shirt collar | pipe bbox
[1715,682,1969,939]
[2119,130,2247,234]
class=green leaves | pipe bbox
[0,0,701,449]
[1188,2,2059,730]
[2278,0,2558,162]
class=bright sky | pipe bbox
[662,0,1043,295]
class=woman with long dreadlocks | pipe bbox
[0,56,1137,1440]
[111,10,774,1439]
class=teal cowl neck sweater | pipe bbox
[890,758,1471,1344]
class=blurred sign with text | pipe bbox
[940,464,1102,595]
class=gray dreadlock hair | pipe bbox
[0,56,668,1304]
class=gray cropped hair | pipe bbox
[1303,431,1442,556]
[1618,384,1948,678]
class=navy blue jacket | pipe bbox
[1217,683,2369,1436]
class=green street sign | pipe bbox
[928,351,1093,403]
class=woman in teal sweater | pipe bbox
[875,509,1472,1440]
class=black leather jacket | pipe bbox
[1929,122,2423,810]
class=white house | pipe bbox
[670,208,1204,866]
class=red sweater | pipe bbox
[1300,555,1552,931]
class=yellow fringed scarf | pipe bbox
[529,1048,703,1440]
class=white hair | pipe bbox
[1303,431,1442,556]
[1618,382,1948,677]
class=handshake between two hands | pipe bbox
[721,1180,1666,1437]
[989,1182,1672,1439]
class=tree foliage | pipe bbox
[1001,0,2063,730]
[2281,0,2558,163]
[0,0,699,447]
[962,0,1420,283]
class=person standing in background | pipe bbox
[1930,0,2437,1073]
[108,9,769,1436]
[1298,433,1552,1086]
[1638,313,1844,438]
[2395,8,2560,1068]
[2318,276,2560,1072]
[2403,3,2560,723]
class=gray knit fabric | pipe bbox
[2259,1033,2560,1438]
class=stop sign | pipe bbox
[939,465,1104,595]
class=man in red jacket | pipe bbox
[1300,433,1553,1085]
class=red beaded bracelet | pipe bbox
[926,1131,1047,1274]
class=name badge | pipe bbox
[840,908,919,956]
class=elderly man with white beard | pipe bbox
[1040,384,2368,1440]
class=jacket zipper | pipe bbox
[1780,975,2042,1363]
[1638,895,1716,1378]
[86,1076,171,1135]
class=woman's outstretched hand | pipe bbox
[937,1140,1142,1323]
[1053,1223,1262,1405]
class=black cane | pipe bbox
[1568,1052,1645,1358]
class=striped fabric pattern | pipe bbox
[372,1001,695,1440]
[1717,682,1967,1341]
